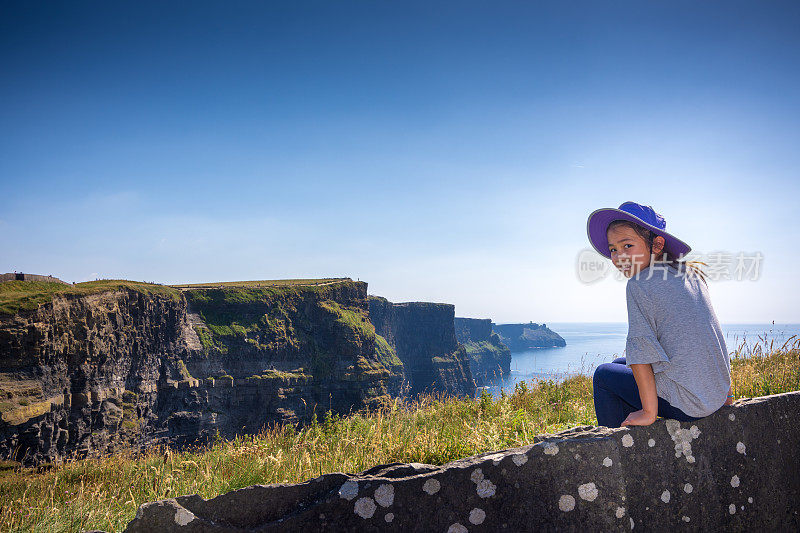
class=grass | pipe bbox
[0,280,181,315]
[171,278,352,289]
[0,337,797,532]
[319,299,403,370]
[729,333,800,398]
[462,339,509,366]
[184,284,335,346]
[0,278,352,315]
[184,283,400,380]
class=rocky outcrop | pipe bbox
[369,297,475,398]
[0,280,403,465]
[454,318,511,386]
[123,391,800,532]
[492,322,566,352]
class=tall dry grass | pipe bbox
[729,333,800,398]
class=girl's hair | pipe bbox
[607,220,708,283]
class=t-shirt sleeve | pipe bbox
[625,281,671,373]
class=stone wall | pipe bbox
[124,390,800,532]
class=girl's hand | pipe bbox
[621,409,657,427]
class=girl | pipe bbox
[587,201,733,428]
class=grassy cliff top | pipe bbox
[182,279,363,312]
[0,278,357,315]
[172,278,352,289]
[0,280,181,315]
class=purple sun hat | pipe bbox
[586,201,691,260]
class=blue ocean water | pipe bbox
[483,322,800,398]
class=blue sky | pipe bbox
[2,1,799,323]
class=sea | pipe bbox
[483,322,800,398]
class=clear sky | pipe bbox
[2,1,799,324]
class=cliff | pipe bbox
[123,390,800,532]
[454,317,511,385]
[369,297,475,398]
[492,322,566,352]
[0,279,403,465]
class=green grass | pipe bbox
[171,278,352,289]
[0,338,797,532]
[259,369,310,380]
[184,284,335,342]
[319,299,402,369]
[462,340,509,365]
[184,286,306,354]
[184,283,400,380]
[374,334,402,369]
[0,277,353,316]
[175,360,194,381]
[0,280,181,315]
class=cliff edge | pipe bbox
[454,317,511,386]
[0,279,402,465]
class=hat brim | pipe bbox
[586,207,692,260]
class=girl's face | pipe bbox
[606,225,661,278]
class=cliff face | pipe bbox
[454,317,511,385]
[369,297,475,398]
[0,285,188,465]
[175,282,404,443]
[492,322,566,352]
[0,280,403,465]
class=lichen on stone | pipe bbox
[374,484,394,507]
[354,496,377,519]
[665,419,699,463]
[558,494,576,512]
[578,482,598,501]
[476,478,496,498]
[422,478,440,495]
[469,508,486,525]
[339,480,358,500]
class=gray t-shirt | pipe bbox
[625,262,731,417]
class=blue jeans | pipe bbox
[592,357,702,428]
